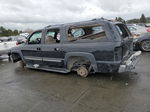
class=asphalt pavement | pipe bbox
[0,53,150,112]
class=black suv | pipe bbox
[11,19,141,77]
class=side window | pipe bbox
[68,25,107,42]
[116,24,130,39]
[28,31,42,44]
[71,28,85,38]
[45,29,60,44]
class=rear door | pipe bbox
[41,28,65,68]
[115,24,133,58]
[21,30,43,65]
[63,24,115,63]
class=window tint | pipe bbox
[45,29,60,44]
[68,25,107,42]
[116,24,130,39]
[28,31,42,44]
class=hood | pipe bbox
[11,43,25,51]
[138,33,150,41]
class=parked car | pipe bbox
[146,23,150,28]
[11,19,141,77]
[0,37,16,56]
[133,33,150,51]
[11,36,27,45]
[0,36,26,56]
[137,23,150,28]
[127,25,150,37]
[19,33,29,39]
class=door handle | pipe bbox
[54,48,63,51]
[37,48,41,51]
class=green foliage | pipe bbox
[115,17,126,24]
[127,14,150,24]
[140,14,147,23]
[0,26,22,37]
[127,19,140,23]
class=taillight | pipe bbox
[146,29,150,32]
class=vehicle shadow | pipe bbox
[13,64,140,88]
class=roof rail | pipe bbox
[44,23,65,28]
[44,25,51,28]
[91,17,108,21]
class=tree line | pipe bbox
[116,14,150,24]
[0,26,22,37]
[0,13,149,37]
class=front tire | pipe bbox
[8,53,12,62]
[19,60,26,68]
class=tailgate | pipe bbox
[122,38,133,59]
[115,23,133,60]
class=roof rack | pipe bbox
[44,18,111,29]
[44,23,65,28]
[91,17,109,21]
[44,25,51,28]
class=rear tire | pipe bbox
[140,40,150,52]
[67,57,91,78]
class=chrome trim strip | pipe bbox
[43,57,63,62]
[24,56,63,62]
[24,56,42,61]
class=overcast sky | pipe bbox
[0,0,150,30]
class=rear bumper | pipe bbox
[118,51,141,72]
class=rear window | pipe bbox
[67,25,107,42]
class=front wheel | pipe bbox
[8,53,12,62]
[19,60,26,68]
[140,40,150,52]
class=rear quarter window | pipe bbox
[67,25,108,42]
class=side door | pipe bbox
[41,28,65,68]
[21,30,43,65]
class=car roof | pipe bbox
[33,18,123,32]
[44,18,122,29]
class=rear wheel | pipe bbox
[77,66,89,78]
[67,57,91,78]
[140,40,150,51]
